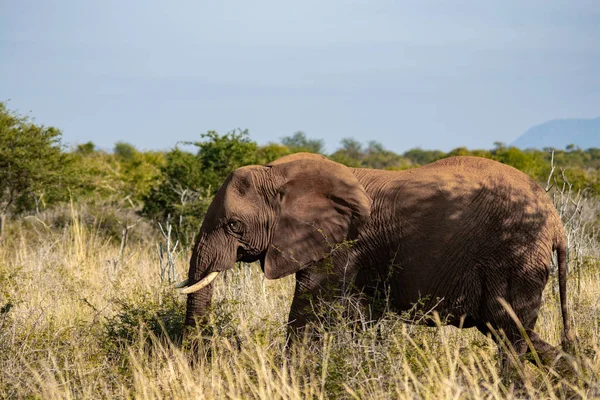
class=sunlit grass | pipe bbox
[1,204,599,399]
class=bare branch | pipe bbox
[545,150,556,192]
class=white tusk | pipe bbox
[181,272,220,294]
[174,278,189,289]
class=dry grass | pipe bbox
[1,201,599,399]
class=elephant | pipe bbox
[177,152,575,367]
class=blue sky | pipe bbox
[1,0,598,153]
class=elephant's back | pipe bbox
[402,156,552,209]
[406,156,560,234]
[355,156,563,246]
[414,156,540,189]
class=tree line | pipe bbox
[2,102,599,242]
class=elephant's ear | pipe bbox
[263,157,372,279]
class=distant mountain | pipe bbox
[512,117,600,150]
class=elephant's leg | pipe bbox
[478,280,561,370]
[505,279,563,367]
[353,269,388,324]
[476,318,536,379]
[286,256,359,344]
[287,268,320,341]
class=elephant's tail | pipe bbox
[556,237,575,350]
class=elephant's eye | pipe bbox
[228,220,243,234]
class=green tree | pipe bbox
[491,146,546,181]
[114,142,136,161]
[362,141,410,170]
[191,130,258,190]
[75,141,95,154]
[339,138,363,160]
[331,138,410,169]
[0,103,70,239]
[330,138,364,167]
[446,147,473,157]
[69,143,164,206]
[113,142,164,202]
[493,141,507,151]
[256,143,292,164]
[403,148,446,166]
[281,131,324,153]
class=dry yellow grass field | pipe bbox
[1,199,599,399]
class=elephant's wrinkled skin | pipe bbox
[181,153,574,365]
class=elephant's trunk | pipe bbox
[184,282,214,328]
[184,234,215,329]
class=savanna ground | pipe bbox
[1,188,600,400]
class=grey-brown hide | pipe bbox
[183,153,574,368]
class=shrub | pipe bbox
[102,290,185,359]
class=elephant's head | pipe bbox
[179,153,372,329]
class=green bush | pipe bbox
[102,290,186,358]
